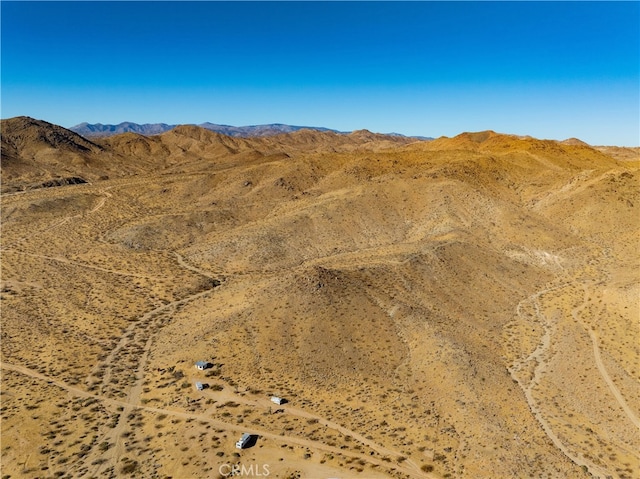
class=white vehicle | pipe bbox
[235,433,252,449]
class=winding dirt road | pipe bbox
[0,361,435,479]
[508,282,610,478]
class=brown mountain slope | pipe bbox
[1,116,102,154]
[561,137,591,146]
[0,117,170,192]
[421,130,617,167]
[1,116,106,190]
[1,119,415,193]
[595,145,640,163]
[1,123,638,479]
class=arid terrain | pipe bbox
[1,116,639,479]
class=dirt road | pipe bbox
[1,361,435,479]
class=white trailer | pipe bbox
[236,433,252,449]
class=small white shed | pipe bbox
[195,361,209,371]
[271,396,285,405]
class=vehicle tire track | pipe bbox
[1,188,112,250]
[84,286,215,394]
[1,362,434,479]
[572,286,640,430]
[89,322,159,477]
[508,282,610,478]
[2,249,164,280]
[78,250,222,475]
[202,389,428,477]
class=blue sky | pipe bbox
[2,1,639,145]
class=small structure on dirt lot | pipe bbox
[271,396,286,405]
[195,361,210,371]
[236,433,252,449]
[195,381,204,391]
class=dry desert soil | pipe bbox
[1,117,639,479]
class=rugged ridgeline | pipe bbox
[71,120,433,140]
[70,121,344,138]
[1,116,639,479]
[1,117,416,193]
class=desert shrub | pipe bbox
[120,460,139,474]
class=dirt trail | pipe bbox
[572,287,640,430]
[2,249,163,280]
[87,187,112,213]
[1,188,112,250]
[1,362,435,479]
[203,387,424,475]
[530,169,599,210]
[76,252,222,474]
[92,323,159,477]
[508,283,610,478]
[85,280,215,392]
[175,251,221,279]
[589,329,640,430]
[2,362,100,400]
[282,402,427,478]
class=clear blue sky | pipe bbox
[2,1,639,145]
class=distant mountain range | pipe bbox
[70,121,431,140]
[71,122,176,137]
[1,116,424,192]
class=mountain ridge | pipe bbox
[2,117,635,195]
[69,120,432,140]
[0,117,420,192]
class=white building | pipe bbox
[195,361,209,371]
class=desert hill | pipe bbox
[1,116,102,154]
[1,117,107,189]
[0,117,165,192]
[594,145,640,163]
[1,118,416,193]
[421,130,618,165]
[1,118,638,479]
